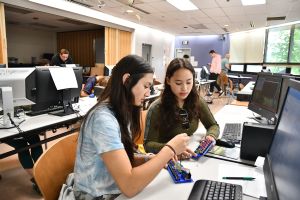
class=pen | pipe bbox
[222,177,255,181]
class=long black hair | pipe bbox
[82,55,153,163]
[160,58,201,132]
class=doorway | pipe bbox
[142,43,152,64]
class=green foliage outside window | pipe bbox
[291,25,300,63]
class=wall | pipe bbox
[175,34,230,67]
[6,25,56,63]
[134,27,175,83]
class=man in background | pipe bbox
[208,50,223,96]
[219,53,233,94]
[50,49,73,66]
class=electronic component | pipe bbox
[167,160,192,184]
[192,138,213,160]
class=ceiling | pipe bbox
[4,0,300,35]
[4,4,101,32]
[70,0,300,35]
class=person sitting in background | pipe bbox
[50,49,73,66]
[80,75,109,97]
[37,59,50,66]
[73,55,191,199]
[144,58,219,156]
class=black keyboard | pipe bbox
[188,180,243,200]
[221,123,242,144]
[26,106,63,116]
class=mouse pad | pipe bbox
[208,146,240,160]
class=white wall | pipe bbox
[6,25,56,63]
[133,27,175,83]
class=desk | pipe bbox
[0,97,97,159]
[116,105,265,200]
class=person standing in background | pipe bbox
[50,49,73,66]
[208,50,223,96]
[219,53,233,94]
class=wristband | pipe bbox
[165,144,176,156]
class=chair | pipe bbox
[33,132,78,200]
[134,110,147,153]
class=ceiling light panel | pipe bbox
[166,0,198,11]
[241,0,266,6]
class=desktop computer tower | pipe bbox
[240,122,275,161]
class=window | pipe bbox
[266,65,287,74]
[265,26,291,63]
[246,65,262,73]
[291,24,300,63]
[291,67,300,75]
[230,64,244,72]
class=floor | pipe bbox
[0,94,231,200]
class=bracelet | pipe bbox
[165,144,176,156]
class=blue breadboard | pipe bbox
[192,139,213,160]
[167,160,193,184]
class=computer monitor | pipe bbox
[248,73,284,122]
[0,64,6,68]
[31,67,82,116]
[0,68,36,127]
[263,79,300,200]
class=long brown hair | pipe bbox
[160,58,201,132]
[82,55,153,163]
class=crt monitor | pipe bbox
[263,79,300,200]
[248,72,283,122]
[0,68,36,127]
[31,67,82,116]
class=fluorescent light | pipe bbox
[167,0,198,11]
[241,0,266,6]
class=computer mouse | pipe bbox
[216,139,235,148]
[89,93,95,98]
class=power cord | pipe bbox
[7,113,24,133]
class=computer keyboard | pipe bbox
[221,123,242,144]
[26,106,63,116]
[188,180,243,200]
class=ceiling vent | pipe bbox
[66,0,93,8]
[30,23,58,29]
[58,18,89,25]
[189,24,208,29]
[267,16,286,21]
[5,6,33,14]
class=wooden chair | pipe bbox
[33,132,78,200]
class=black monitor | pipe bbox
[31,67,82,116]
[248,73,284,122]
[263,79,300,200]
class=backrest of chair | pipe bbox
[33,132,78,200]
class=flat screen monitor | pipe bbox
[263,79,300,200]
[246,65,262,73]
[0,68,36,127]
[31,67,82,116]
[248,73,283,121]
[230,64,244,72]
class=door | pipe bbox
[142,43,152,64]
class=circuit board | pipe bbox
[192,138,213,160]
[167,160,192,184]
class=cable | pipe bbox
[7,113,24,133]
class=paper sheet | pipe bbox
[218,164,267,198]
[49,67,78,90]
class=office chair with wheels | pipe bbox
[33,132,78,200]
